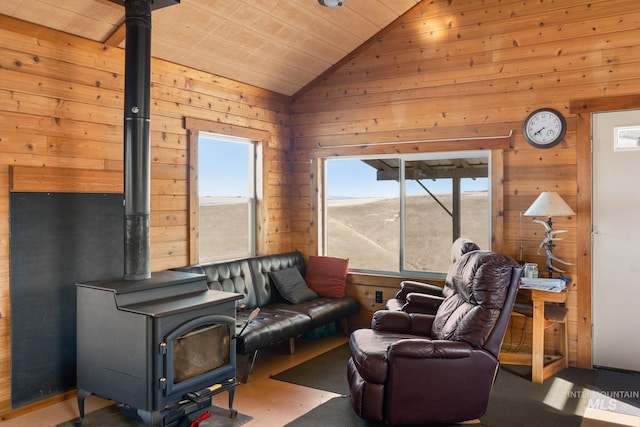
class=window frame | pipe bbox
[320,150,492,278]
[197,132,257,263]
[185,118,266,265]
[317,148,504,279]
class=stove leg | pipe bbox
[136,408,164,427]
[228,387,237,418]
[76,389,92,426]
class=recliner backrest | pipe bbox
[450,237,481,263]
[431,250,520,349]
[443,237,481,298]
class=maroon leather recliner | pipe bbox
[347,250,522,425]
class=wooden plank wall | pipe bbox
[289,0,640,369]
[1,0,640,416]
[0,15,290,415]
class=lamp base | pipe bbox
[532,218,573,277]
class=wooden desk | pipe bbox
[500,288,568,383]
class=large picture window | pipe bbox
[324,151,490,276]
[198,132,256,262]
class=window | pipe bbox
[324,151,490,276]
[198,132,256,262]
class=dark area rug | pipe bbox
[274,343,638,427]
[57,404,252,427]
[284,395,492,427]
[271,343,351,395]
[482,365,596,427]
[589,368,640,417]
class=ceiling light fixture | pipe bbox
[318,0,346,7]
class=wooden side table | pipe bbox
[500,288,569,383]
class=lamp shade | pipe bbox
[523,191,575,217]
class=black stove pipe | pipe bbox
[123,0,152,280]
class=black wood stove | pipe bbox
[77,271,242,426]
[75,1,243,425]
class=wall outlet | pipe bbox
[375,290,383,304]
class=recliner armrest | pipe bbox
[389,339,473,359]
[371,310,435,336]
[393,280,443,300]
[403,292,444,314]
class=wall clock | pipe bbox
[523,108,567,149]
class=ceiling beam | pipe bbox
[103,20,126,47]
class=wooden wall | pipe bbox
[1,0,640,416]
[289,0,640,370]
[0,15,290,415]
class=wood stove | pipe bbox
[77,271,242,426]
[75,2,244,425]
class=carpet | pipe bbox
[589,368,640,417]
[273,344,634,427]
[271,343,352,395]
[283,395,491,427]
[482,365,595,427]
[57,404,252,427]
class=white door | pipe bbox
[592,110,640,371]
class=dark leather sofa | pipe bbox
[175,251,360,381]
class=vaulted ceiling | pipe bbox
[0,0,422,96]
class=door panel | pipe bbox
[592,110,640,371]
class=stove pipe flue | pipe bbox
[123,0,152,280]
[118,0,179,280]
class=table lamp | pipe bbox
[523,191,575,277]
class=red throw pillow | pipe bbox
[304,256,349,298]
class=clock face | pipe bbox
[523,108,566,148]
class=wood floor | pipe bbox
[1,334,639,427]
[0,335,349,427]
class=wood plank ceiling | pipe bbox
[0,0,421,96]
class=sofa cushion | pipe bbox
[269,267,317,304]
[304,256,349,298]
[270,295,361,328]
[235,307,312,355]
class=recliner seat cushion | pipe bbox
[349,329,415,384]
